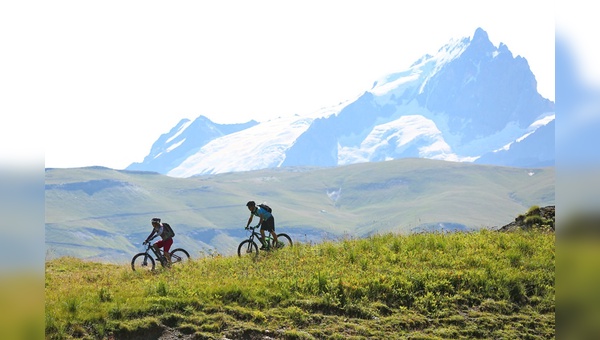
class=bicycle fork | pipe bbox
[142,254,151,267]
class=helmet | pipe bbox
[151,217,161,223]
[246,201,255,207]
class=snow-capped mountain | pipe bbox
[127,116,258,174]
[127,28,554,177]
[475,116,555,167]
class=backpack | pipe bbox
[162,222,175,238]
[258,203,272,213]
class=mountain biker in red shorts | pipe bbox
[144,217,174,263]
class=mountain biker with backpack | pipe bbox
[144,217,175,264]
[246,201,279,250]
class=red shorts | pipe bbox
[154,238,173,253]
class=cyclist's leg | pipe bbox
[153,239,164,256]
[163,238,173,263]
[272,231,280,246]
[259,228,267,249]
[265,217,278,244]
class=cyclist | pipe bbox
[246,201,279,249]
[144,217,174,264]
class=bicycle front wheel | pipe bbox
[275,233,293,249]
[131,253,155,271]
[237,240,259,258]
[170,248,190,266]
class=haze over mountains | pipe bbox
[46,159,554,262]
[126,28,555,177]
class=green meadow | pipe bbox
[45,229,554,339]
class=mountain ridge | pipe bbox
[126,27,554,177]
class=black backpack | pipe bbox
[162,222,175,238]
[258,203,272,213]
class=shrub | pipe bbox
[526,205,541,217]
[525,215,543,227]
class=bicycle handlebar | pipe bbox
[143,235,160,244]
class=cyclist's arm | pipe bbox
[246,213,254,228]
[258,215,265,227]
[145,230,156,243]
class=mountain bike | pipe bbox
[237,225,293,257]
[131,241,190,271]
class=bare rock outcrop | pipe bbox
[498,205,555,232]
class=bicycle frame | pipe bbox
[132,240,191,271]
[247,226,270,246]
[146,243,168,264]
[238,225,293,257]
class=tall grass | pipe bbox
[45,230,554,339]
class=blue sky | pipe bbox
[1,1,562,169]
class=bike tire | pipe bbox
[131,253,155,271]
[276,233,293,249]
[170,248,191,265]
[237,240,259,258]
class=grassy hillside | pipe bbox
[45,159,554,262]
[45,230,555,339]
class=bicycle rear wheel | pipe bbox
[238,240,259,258]
[170,248,190,265]
[131,253,155,271]
[275,233,293,249]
